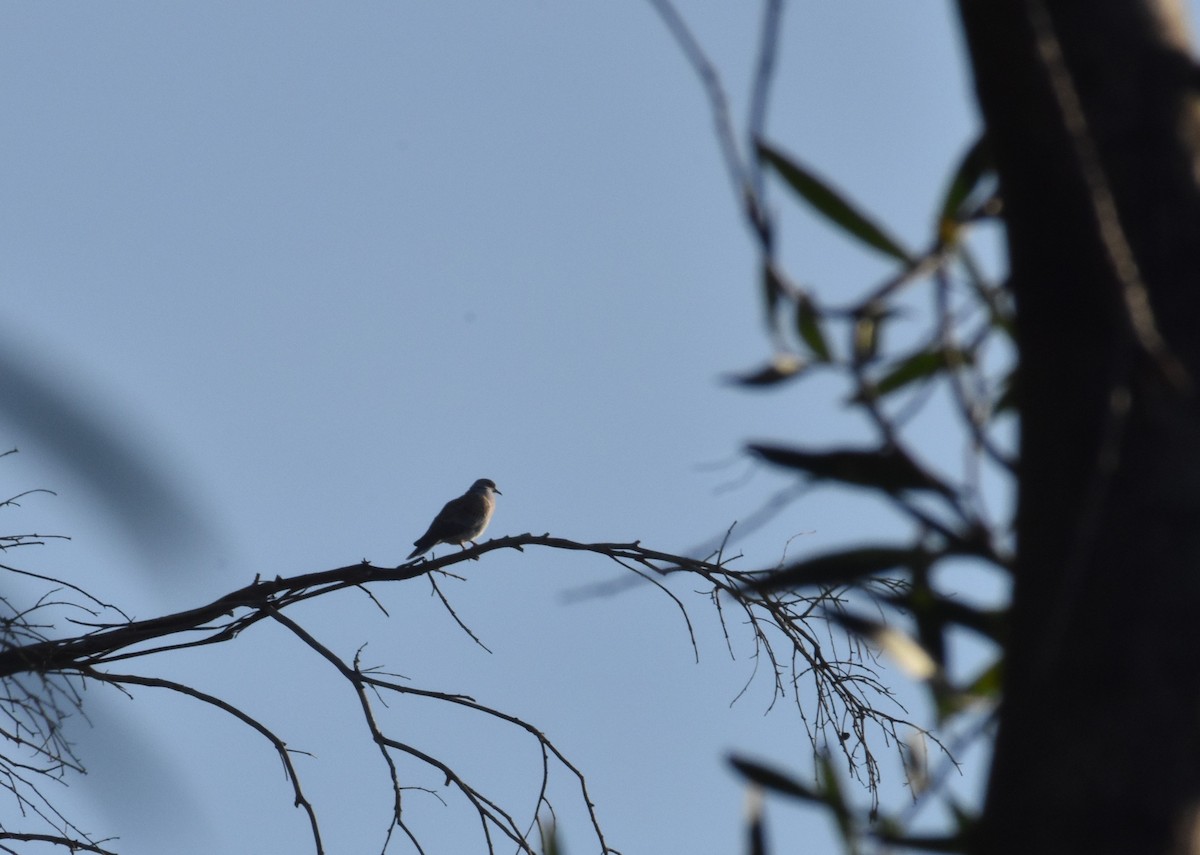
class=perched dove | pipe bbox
[407,478,502,559]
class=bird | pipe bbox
[407,478,502,559]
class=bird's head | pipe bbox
[471,478,501,496]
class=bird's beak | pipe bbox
[494,488,503,495]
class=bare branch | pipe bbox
[427,572,493,654]
[81,669,324,855]
[0,533,932,851]
[0,831,118,855]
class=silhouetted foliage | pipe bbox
[653,1,1200,853]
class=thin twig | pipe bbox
[83,669,325,855]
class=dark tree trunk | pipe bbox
[955,1,1200,852]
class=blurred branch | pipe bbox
[0,346,220,570]
[645,0,774,248]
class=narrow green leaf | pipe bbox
[963,657,1003,700]
[795,293,832,362]
[937,135,994,244]
[882,591,1007,644]
[906,577,946,667]
[728,755,821,802]
[816,752,853,840]
[993,371,1018,415]
[874,347,974,397]
[748,801,767,855]
[754,545,926,591]
[758,141,915,264]
[940,601,1007,644]
[723,354,806,388]
[761,262,786,330]
[851,301,894,364]
[748,443,954,497]
[875,832,970,853]
[539,821,563,855]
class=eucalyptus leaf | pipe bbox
[724,354,806,388]
[874,347,973,397]
[748,443,954,497]
[728,755,821,802]
[758,141,916,265]
[937,135,994,244]
[754,545,927,591]
[795,293,832,362]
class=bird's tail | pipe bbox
[407,538,435,560]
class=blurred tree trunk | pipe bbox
[955,1,1200,852]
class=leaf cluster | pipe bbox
[649,2,1016,851]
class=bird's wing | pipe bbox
[422,492,487,543]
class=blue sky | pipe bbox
[0,2,1119,853]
